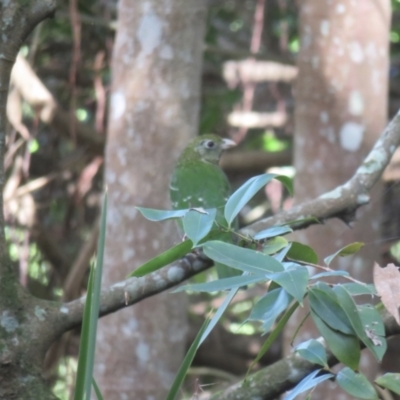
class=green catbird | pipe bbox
[170,134,239,278]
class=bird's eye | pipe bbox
[204,140,215,149]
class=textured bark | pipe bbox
[93,1,207,398]
[0,2,62,398]
[286,1,390,398]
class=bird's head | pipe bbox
[186,134,236,164]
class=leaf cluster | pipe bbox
[136,173,400,399]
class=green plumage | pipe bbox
[170,134,238,278]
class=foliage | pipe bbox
[138,174,397,399]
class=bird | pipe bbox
[169,134,238,278]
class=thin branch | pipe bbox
[58,252,213,333]
[56,109,400,335]
[242,109,400,236]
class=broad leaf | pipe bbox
[336,368,378,400]
[203,241,284,275]
[248,302,298,374]
[254,225,293,240]
[287,242,318,264]
[224,174,292,225]
[174,274,264,293]
[183,208,216,245]
[248,287,293,333]
[341,282,376,296]
[324,242,364,266]
[334,285,383,361]
[296,339,328,367]
[274,243,292,262]
[375,373,400,395]
[137,207,188,221]
[284,370,334,400]
[358,305,387,360]
[263,237,288,255]
[308,285,354,335]
[310,271,349,280]
[269,266,309,304]
[311,311,360,370]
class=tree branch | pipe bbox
[209,308,400,400]
[56,109,400,336]
[0,0,56,285]
[242,109,400,236]
[58,252,213,334]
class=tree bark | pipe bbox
[93,1,207,398]
[287,1,390,398]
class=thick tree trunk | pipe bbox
[94,1,207,398]
[287,1,390,398]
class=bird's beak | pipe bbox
[221,138,236,150]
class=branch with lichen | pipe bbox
[57,109,400,334]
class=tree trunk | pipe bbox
[94,1,207,398]
[287,1,390,398]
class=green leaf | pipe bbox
[310,271,349,280]
[203,241,284,275]
[274,243,292,262]
[340,282,377,296]
[75,191,107,400]
[128,239,193,278]
[183,208,216,245]
[276,175,293,196]
[375,373,400,395]
[92,377,104,400]
[263,237,289,255]
[308,285,354,335]
[334,285,383,361]
[287,242,318,264]
[283,370,334,400]
[224,174,291,225]
[224,174,277,225]
[137,207,188,221]
[269,266,309,304]
[336,368,378,400]
[311,311,360,370]
[296,339,328,367]
[254,225,293,240]
[358,305,387,360]
[166,317,210,400]
[200,285,239,344]
[248,302,299,375]
[324,242,365,266]
[248,288,293,333]
[174,274,264,293]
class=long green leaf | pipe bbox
[203,241,284,275]
[137,207,188,221]
[92,377,104,400]
[128,239,193,278]
[337,368,378,400]
[183,208,216,245]
[334,285,383,361]
[224,174,292,225]
[311,311,360,370]
[247,301,299,375]
[167,281,240,399]
[324,242,364,266]
[166,317,210,400]
[74,191,107,400]
[174,274,264,293]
